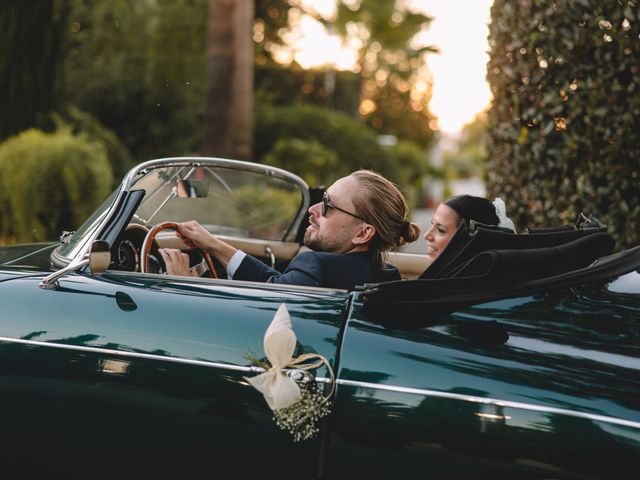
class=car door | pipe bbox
[328,274,640,479]
[0,270,347,478]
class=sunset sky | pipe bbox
[411,0,494,133]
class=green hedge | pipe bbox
[261,137,340,187]
[487,0,640,248]
[254,103,392,185]
[0,128,113,243]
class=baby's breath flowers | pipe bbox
[273,381,332,442]
[246,353,333,442]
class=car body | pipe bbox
[0,157,638,479]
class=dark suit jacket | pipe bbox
[233,251,400,290]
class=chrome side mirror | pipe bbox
[89,240,111,274]
[40,240,111,289]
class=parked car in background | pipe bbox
[0,157,638,479]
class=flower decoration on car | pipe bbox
[245,303,334,441]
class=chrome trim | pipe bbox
[333,379,640,430]
[0,336,264,374]
[4,335,634,430]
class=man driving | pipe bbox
[159,170,420,290]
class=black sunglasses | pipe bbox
[322,192,367,222]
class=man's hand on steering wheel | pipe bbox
[176,220,214,250]
[176,220,239,268]
[158,248,198,276]
[140,222,218,278]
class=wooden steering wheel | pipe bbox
[140,221,218,278]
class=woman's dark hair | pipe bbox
[444,195,499,226]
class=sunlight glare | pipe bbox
[409,0,494,133]
[293,16,337,68]
[299,0,336,19]
[291,16,358,71]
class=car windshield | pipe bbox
[129,165,304,240]
[57,188,119,258]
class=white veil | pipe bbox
[492,197,516,232]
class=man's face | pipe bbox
[304,176,366,253]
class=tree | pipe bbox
[0,0,69,141]
[202,0,254,160]
[59,0,209,159]
[330,0,438,146]
[253,1,438,147]
[254,0,293,66]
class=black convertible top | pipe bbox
[419,216,609,279]
[361,220,640,325]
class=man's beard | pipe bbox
[303,222,353,253]
[304,229,326,252]
[305,238,325,252]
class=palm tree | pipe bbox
[331,0,437,145]
[202,0,254,160]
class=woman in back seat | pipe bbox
[423,195,515,268]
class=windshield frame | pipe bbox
[51,157,310,268]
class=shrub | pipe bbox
[486,0,640,248]
[254,103,393,183]
[52,107,133,186]
[0,128,113,243]
[261,137,340,187]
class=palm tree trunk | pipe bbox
[202,0,253,160]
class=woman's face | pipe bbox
[423,203,460,262]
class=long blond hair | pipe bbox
[350,170,421,266]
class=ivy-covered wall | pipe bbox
[486,0,639,249]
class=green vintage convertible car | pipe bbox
[0,157,638,479]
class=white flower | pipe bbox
[273,382,332,442]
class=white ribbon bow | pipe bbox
[245,304,301,411]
